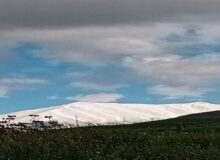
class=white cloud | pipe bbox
[123,54,220,98]
[66,93,124,103]
[149,85,212,99]
[0,24,165,66]
[0,77,46,98]
[70,81,126,92]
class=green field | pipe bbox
[1,111,220,160]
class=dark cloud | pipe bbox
[0,0,220,29]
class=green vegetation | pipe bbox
[1,111,220,160]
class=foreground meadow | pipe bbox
[0,111,220,160]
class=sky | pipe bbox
[1,0,220,113]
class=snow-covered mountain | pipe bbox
[0,102,220,127]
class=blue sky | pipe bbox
[1,0,220,113]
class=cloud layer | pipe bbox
[66,93,124,103]
[0,77,46,98]
[1,0,220,101]
[1,0,220,29]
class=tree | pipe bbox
[29,114,39,122]
[6,115,16,128]
[45,115,53,122]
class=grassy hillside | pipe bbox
[129,110,220,130]
[1,111,220,160]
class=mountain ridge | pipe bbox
[0,102,220,127]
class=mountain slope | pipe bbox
[0,102,220,127]
[128,110,220,130]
